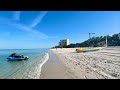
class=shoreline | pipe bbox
[51,48,105,79]
[40,50,77,79]
[40,47,120,79]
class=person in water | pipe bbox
[10,53,16,57]
[21,55,24,58]
[10,53,23,58]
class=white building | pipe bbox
[59,39,70,47]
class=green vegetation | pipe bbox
[52,33,120,49]
[66,33,120,48]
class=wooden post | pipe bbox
[106,35,107,47]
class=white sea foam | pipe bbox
[25,53,49,79]
[36,53,49,78]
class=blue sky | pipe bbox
[0,11,120,49]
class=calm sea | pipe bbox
[0,48,49,79]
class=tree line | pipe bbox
[65,33,120,48]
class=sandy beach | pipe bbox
[40,50,77,79]
[41,47,120,79]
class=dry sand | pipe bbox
[41,47,120,79]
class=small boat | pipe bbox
[76,48,99,53]
[7,53,29,61]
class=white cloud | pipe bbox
[29,11,48,28]
[12,11,21,21]
[0,13,57,40]
[11,22,50,39]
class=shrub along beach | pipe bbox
[41,33,120,79]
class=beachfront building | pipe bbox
[59,39,70,47]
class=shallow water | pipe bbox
[0,49,49,79]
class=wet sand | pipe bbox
[41,47,120,79]
[40,50,77,79]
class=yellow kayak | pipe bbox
[76,49,85,52]
[76,48,99,53]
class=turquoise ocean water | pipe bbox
[0,49,49,79]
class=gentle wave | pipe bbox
[24,53,49,79]
[0,49,49,79]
